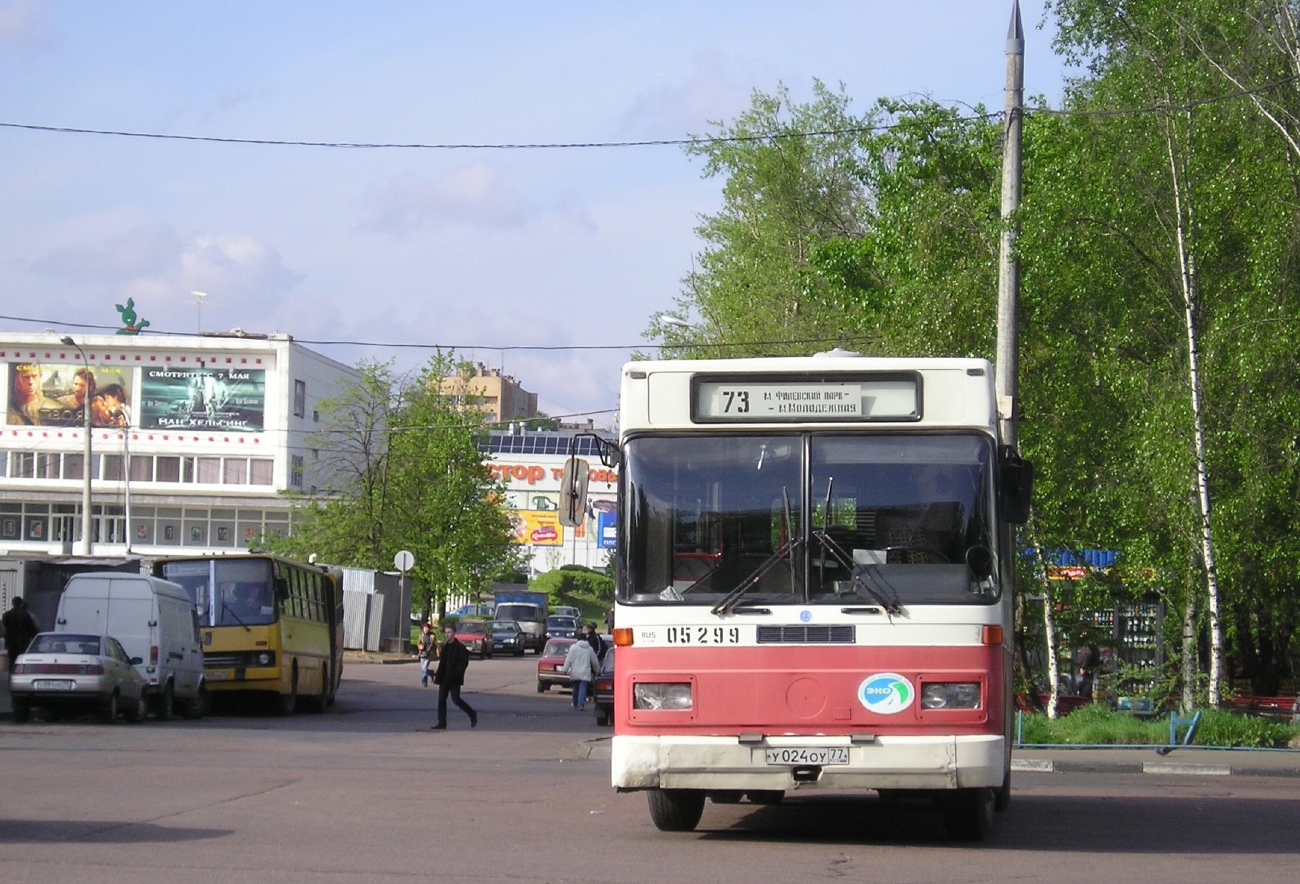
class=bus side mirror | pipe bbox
[998,447,1034,525]
[558,457,590,528]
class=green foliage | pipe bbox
[1193,709,1299,749]
[530,565,614,620]
[1019,705,1299,748]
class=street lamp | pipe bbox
[59,336,93,555]
[121,417,132,555]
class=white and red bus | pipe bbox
[607,352,1032,838]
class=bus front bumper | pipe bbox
[611,733,1006,793]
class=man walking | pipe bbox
[431,625,477,730]
[3,597,39,673]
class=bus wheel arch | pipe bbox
[276,661,298,715]
[304,662,328,713]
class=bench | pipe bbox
[1223,695,1298,720]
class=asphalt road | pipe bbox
[1,654,1297,884]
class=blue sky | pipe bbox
[0,1,1068,423]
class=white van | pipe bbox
[55,572,207,720]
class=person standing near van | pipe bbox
[3,597,39,673]
[431,625,477,729]
[417,622,439,687]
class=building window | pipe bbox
[36,453,60,479]
[290,454,304,489]
[156,457,181,482]
[222,459,247,485]
[293,380,306,418]
[250,459,274,485]
[11,453,34,479]
[102,455,124,481]
[197,458,220,484]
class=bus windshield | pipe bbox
[160,558,277,627]
[620,432,999,607]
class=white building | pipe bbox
[0,330,358,558]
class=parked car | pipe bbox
[454,620,494,659]
[552,605,581,620]
[546,615,580,639]
[592,646,615,727]
[536,637,577,692]
[9,632,148,724]
[488,619,526,657]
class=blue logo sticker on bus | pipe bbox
[799,609,812,623]
[858,673,914,714]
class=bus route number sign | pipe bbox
[692,376,919,422]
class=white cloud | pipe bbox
[620,51,752,138]
[0,0,53,49]
[358,163,540,235]
[27,224,301,335]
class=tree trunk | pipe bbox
[1163,111,1225,707]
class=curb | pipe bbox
[1011,756,1299,777]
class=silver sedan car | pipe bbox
[9,632,148,724]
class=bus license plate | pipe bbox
[34,679,75,691]
[765,747,850,765]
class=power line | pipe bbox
[0,75,1294,153]
[0,311,873,356]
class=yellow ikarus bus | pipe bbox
[152,553,344,714]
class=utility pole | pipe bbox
[995,0,1024,451]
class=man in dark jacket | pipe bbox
[3,597,39,673]
[432,625,477,730]
[582,621,606,664]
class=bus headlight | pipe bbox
[921,682,981,709]
[633,682,693,710]
[255,652,274,667]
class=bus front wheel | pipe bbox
[942,787,995,841]
[647,789,705,832]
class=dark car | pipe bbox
[545,615,579,639]
[592,646,615,727]
[488,619,526,657]
[9,632,148,724]
[453,620,494,659]
[536,637,577,692]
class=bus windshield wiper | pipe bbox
[223,607,252,632]
[712,488,798,616]
[816,477,901,615]
[814,528,903,615]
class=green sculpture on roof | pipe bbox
[115,298,151,335]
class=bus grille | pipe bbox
[204,654,244,668]
[756,625,855,644]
